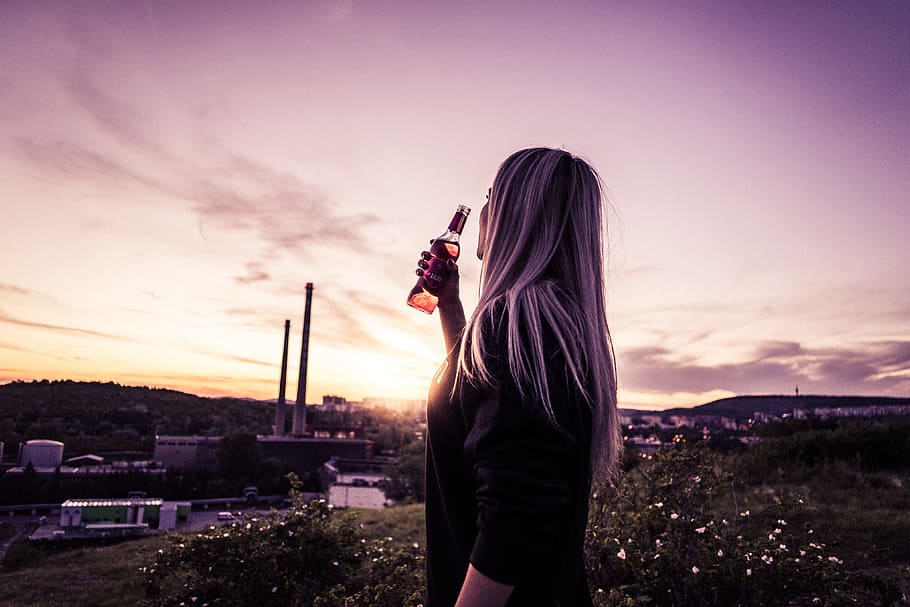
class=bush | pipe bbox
[144,476,425,607]
[586,444,904,606]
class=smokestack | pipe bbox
[274,319,291,436]
[293,282,314,436]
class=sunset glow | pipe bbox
[1,2,908,409]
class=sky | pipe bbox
[0,0,908,410]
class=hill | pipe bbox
[660,394,910,419]
[0,380,272,457]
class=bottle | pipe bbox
[407,204,471,314]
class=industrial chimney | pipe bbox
[273,319,291,436]
[292,283,314,436]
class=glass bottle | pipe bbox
[407,204,471,314]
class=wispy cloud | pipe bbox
[0,283,59,305]
[0,341,71,361]
[192,348,276,368]
[620,340,910,396]
[233,262,271,285]
[0,309,134,342]
[6,24,381,294]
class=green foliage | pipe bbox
[217,432,264,481]
[145,476,426,607]
[0,536,168,607]
[586,444,904,606]
[0,380,272,456]
[734,419,910,483]
[383,438,426,503]
[146,499,362,606]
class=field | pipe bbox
[0,505,426,607]
[1,455,908,606]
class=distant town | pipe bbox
[1,380,909,547]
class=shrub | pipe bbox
[586,444,904,606]
[144,477,425,607]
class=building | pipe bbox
[793,404,910,420]
[19,439,64,468]
[152,436,220,471]
[257,436,372,472]
[60,497,162,529]
[58,497,190,533]
[362,396,426,416]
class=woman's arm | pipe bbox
[436,258,465,356]
[455,564,514,607]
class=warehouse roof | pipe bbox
[62,498,163,507]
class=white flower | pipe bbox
[777,519,787,526]
[655,539,663,548]
[654,501,664,508]
[740,510,750,517]
[271,587,278,593]
[695,527,706,534]
[670,513,679,520]
[692,475,701,483]
[800,550,806,556]
[774,528,782,535]
[828,556,843,565]
[717,549,724,557]
[780,544,787,551]
[691,566,700,574]
[746,568,752,576]
[761,555,774,564]
[617,548,627,560]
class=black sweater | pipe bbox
[425,322,594,607]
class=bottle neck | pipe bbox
[447,205,471,234]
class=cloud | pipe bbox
[6,27,382,292]
[234,262,271,285]
[192,349,275,368]
[619,340,910,396]
[0,283,48,299]
[0,341,71,361]
[0,310,134,342]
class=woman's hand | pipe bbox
[415,244,461,312]
[415,242,466,355]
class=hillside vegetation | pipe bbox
[0,380,273,455]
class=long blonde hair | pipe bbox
[456,147,620,480]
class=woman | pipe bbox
[418,147,621,607]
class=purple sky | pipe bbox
[1,1,908,409]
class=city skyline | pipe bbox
[1,1,908,410]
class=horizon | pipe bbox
[5,377,908,414]
[1,2,908,409]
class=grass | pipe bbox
[0,535,167,607]
[1,466,907,606]
[347,503,426,545]
[0,505,428,607]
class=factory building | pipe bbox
[152,436,220,471]
[59,498,190,531]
